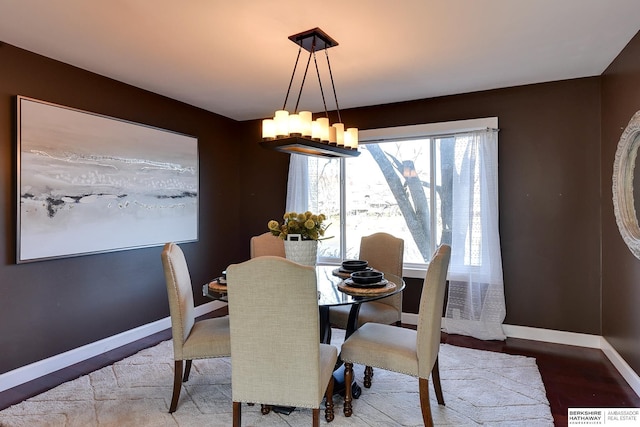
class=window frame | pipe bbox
[318,117,498,278]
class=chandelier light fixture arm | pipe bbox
[260,27,359,158]
[282,46,303,111]
[312,50,329,118]
[324,49,342,124]
[294,46,313,114]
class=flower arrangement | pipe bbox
[268,211,329,241]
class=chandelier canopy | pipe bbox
[260,28,359,158]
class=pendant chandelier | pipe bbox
[260,28,359,158]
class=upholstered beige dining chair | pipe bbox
[250,232,286,258]
[226,256,338,427]
[340,244,451,427]
[161,242,231,413]
[330,232,404,328]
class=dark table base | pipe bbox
[332,365,362,399]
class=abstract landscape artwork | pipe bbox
[17,96,198,262]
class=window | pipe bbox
[292,117,498,276]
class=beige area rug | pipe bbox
[0,329,553,426]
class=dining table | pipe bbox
[202,264,405,399]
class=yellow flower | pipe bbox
[267,220,280,231]
[268,211,331,241]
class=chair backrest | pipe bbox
[359,232,404,277]
[250,232,286,258]
[416,244,451,377]
[226,256,324,407]
[161,242,196,360]
[360,232,404,310]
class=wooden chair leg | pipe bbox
[312,408,319,427]
[364,365,373,388]
[432,356,445,405]
[169,360,183,413]
[324,376,335,422]
[233,401,241,427]
[182,359,192,382]
[419,377,434,427]
[343,362,354,417]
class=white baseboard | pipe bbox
[0,301,226,393]
[601,337,640,397]
[401,315,639,397]
[501,323,602,348]
[401,312,419,325]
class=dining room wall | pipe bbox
[601,31,640,376]
[0,42,246,375]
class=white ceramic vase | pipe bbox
[284,239,318,266]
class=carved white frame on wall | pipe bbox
[612,110,640,259]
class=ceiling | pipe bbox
[1,0,639,122]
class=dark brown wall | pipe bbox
[0,43,247,374]
[601,31,640,373]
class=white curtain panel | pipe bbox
[285,154,309,213]
[442,130,506,340]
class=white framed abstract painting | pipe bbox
[16,96,198,263]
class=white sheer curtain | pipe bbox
[285,154,309,213]
[441,129,506,340]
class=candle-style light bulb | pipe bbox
[289,113,302,136]
[333,123,345,146]
[317,117,329,142]
[274,110,289,137]
[311,120,322,140]
[347,128,359,149]
[299,111,312,137]
[262,119,276,139]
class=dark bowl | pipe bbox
[350,270,384,284]
[342,259,369,271]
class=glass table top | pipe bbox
[203,265,404,307]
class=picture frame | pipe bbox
[16,96,199,263]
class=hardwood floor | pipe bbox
[441,332,640,426]
[1,311,638,427]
